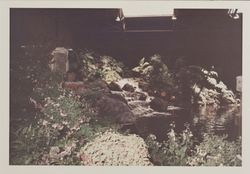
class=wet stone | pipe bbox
[138,81,150,92]
[149,97,168,112]
[108,81,122,91]
[122,83,135,92]
[96,94,136,124]
[138,92,147,101]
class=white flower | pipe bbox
[52,123,58,129]
[52,123,63,130]
[216,81,227,90]
[54,103,60,107]
[42,120,49,126]
[49,146,60,159]
[202,69,208,75]
[62,121,69,125]
[60,109,67,117]
[209,70,218,77]
[207,77,217,86]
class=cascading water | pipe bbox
[111,78,241,141]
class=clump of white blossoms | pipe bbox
[79,130,152,166]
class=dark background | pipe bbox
[10,8,242,90]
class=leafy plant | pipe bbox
[145,123,241,166]
[187,134,242,166]
[146,123,194,166]
[79,50,124,83]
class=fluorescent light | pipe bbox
[122,7,173,17]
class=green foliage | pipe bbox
[10,47,241,166]
[10,71,121,165]
[149,55,175,91]
[10,86,95,164]
[146,123,194,166]
[146,125,242,166]
[132,57,153,78]
[79,50,124,82]
[187,134,242,166]
[10,47,112,165]
[132,55,175,93]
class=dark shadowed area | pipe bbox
[10,8,242,89]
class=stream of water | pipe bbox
[113,78,241,142]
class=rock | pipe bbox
[62,80,110,94]
[197,88,220,106]
[80,131,152,166]
[107,93,128,104]
[209,70,219,79]
[88,79,110,93]
[221,90,237,104]
[215,81,227,91]
[122,83,135,92]
[236,76,242,92]
[117,111,137,125]
[138,92,147,101]
[65,72,77,82]
[67,49,81,73]
[142,65,154,76]
[148,89,156,96]
[108,81,122,91]
[96,94,136,124]
[49,47,68,73]
[149,97,168,112]
[138,81,150,91]
[124,92,147,101]
[189,67,239,106]
[207,77,218,86]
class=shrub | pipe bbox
[145,123,194,166]
[10,80,122,165]
[10,87,96,165]
[145,123,242,166]
[79,50,124,83]
[187,134,242,166]
[132,55,175,93]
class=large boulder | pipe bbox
[197,88,220,106]
[87,79,110,93]
[107,93,127,104]
[96,94,136,124]
[149,97,168,112]
[62,79,110,94]
[108,81,122,91]
[49,47,68,73]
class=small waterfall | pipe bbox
[111,78,241,141]
[111,78,177,118]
